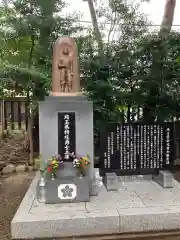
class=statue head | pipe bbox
[62,47,69,55]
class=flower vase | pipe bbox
[38,171,46,202]
[51,173,56,180]
[76,170,84,179]
[79,174,83,179]
[39,177,45,187]
[39,171,46,187]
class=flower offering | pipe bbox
[46,155,63,177]
[71,152,90,176]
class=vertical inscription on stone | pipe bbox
[58,112,76,161]
[64,114,70,160]
[102,123,173,171]
[165,127,170,165]
[107,136,111,168]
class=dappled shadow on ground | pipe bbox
[0,172,35,240]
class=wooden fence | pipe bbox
[0,98,29,132]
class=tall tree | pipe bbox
[0,0,81,98]
[3,0,8,7]
[83,0,104,57]
[141,0,177,122]
[0,0,83,156]
[83,0,150,124]
[160,0,176,37]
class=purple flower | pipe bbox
[75,153,81,159]
[53,154,62,162]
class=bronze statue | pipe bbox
[51,36,80,95]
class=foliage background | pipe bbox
[0,0,180,152]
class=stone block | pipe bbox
[39,95,94,181]
[12,209,120,239]
[118,206,180,232]
[43,176,90,203]
[28,165,34,172]
[103,172,118,191]
[2,164,16,174]
[16,164,26,173]
[153,170,173,188]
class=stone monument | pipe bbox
[12,36,180,240]
[37,36,96,204]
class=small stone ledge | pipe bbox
[2,164,36,175]
[103,172,118,191]
[153,170,174,188]
[12,209,120,239]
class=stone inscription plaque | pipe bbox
[102,123,174,170]
[58,112,76,161]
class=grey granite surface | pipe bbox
[11,170,180,239]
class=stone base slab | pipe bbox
[50,91,84,97]
[11,172,180,239]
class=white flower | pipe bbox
[73,158,81,168]
[73,159,79,164]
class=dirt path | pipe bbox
[0,172,35,240]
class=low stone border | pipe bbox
[12,230,180,240]
[1,164,37,175]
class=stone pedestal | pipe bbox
[103,172,118,191]
[12,171,180,239]
[36,176,90,204]
[153,170,174,188]
[39,95,94,181]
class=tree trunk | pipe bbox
[32,111,39,156]
[4,0,8,7]
[159,0,176,37]
[28,110,34,164]
[1,100,4,140]
[143,0,176,123]
[83,0,104,57]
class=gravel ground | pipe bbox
[0,172,35,240]
[0,171,180,240]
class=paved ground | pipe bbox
[11,171,180,239]
[0,172,35,240]
[1,171,180,240]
